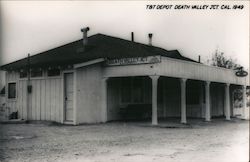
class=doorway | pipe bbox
[64,72,74,122]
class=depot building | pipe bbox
[0,28,249,125]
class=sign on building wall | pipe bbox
[106,55,161,66]
[235,67,248,77]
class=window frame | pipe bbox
[30,69,43,78]
[19,71,28,78]
[47,68,61,77]
[8,82,17,100]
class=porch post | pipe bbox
[205,81,211,121]
[150,75,159,125]
[101,77,108,122]
[180,78,187,124]
[225,83,231,120]
[242,85,247,119]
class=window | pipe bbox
[20,71,28,78]
[31,69,43,77]
[47,68,60,76]
[8,83,16,99]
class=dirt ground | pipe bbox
[0,118,249,162]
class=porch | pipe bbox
[103,76,245,125]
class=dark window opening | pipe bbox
[47,68,60,76]
[121,77,145,103]
[20,71,28,78]
[8,83,16,99]
[31,69,43,77]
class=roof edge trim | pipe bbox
[74,58,105,69]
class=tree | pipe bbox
[208,50,249,108]
[208,49,241,69]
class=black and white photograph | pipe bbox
[0,1,249,162]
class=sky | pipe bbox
[0,1,249,69]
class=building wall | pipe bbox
[0,71,6,106]
[211,84,225,117]
[107,78,121,121]
[107,77,152,121]
[3,61,238,123]
[0,71,5,89]
[159,77,181,118]
[4,64,105,124]
[76,63,103,124]
[5,71,19,114]
[18,78,63,122]
[0,71,7,120]
[5,71,63,122]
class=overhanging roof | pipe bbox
[0,34,198,70]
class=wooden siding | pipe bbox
[0,71,5,90]
[4,57,242,123]
[160,78,182,117]
[6,71,63,122]
[5,72,19,114]
[211,84,224,117]
[76,64,103,124]
[18,78,63,122]
[27,78,62,122]
[107,78,121,121]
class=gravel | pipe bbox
[0,118,249,162]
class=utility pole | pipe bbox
[27,54,31,120]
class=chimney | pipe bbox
[81,27,90,48]
[148,33,153,46]
[198,55,201,63]
[131,32,134,42]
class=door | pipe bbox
[64,73,74,121]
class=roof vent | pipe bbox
[80,27,90,51]
[148,33,153,46]
[131,32,134,42]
